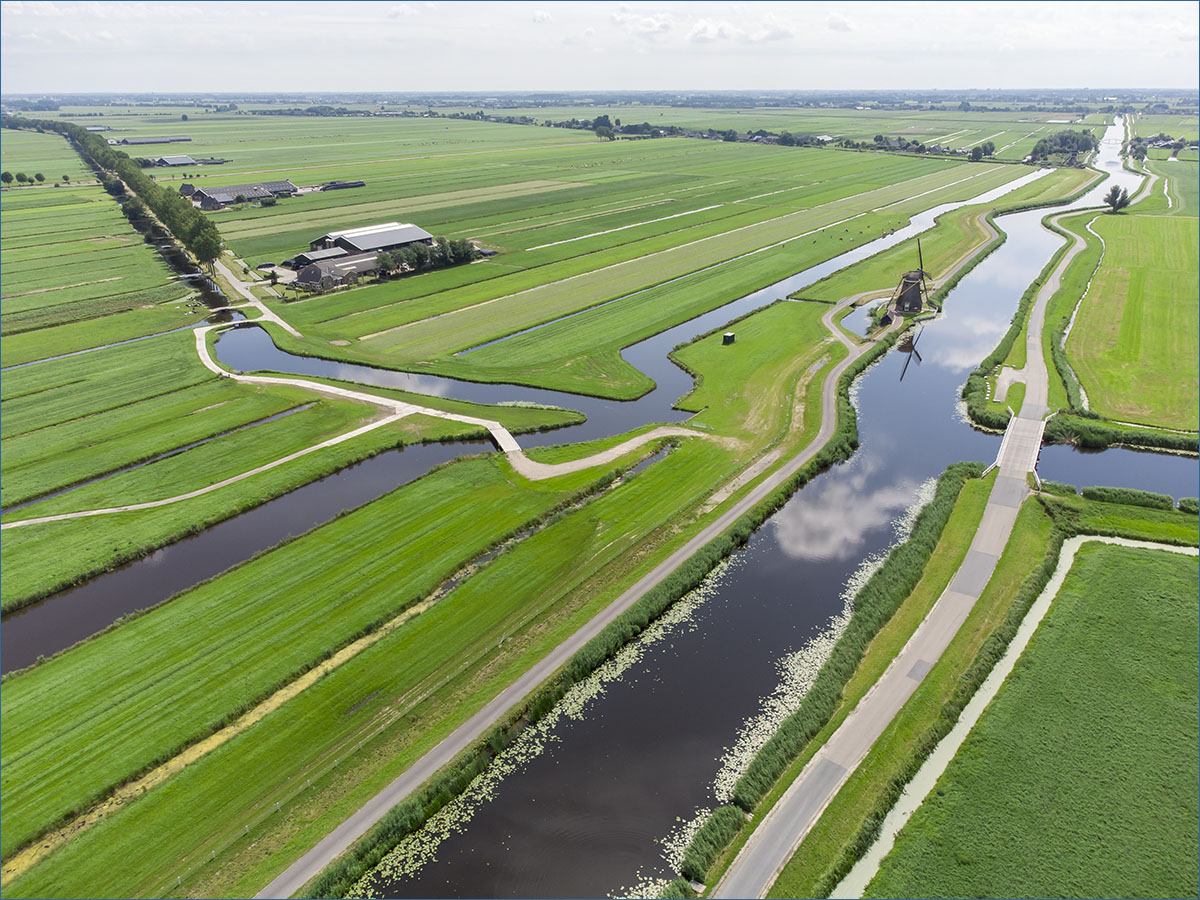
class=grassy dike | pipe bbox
[765,491,1198,899]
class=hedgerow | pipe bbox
[1079,486,1175,510]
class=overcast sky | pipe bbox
[2,1,1196,94]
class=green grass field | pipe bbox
[1064,213,1198,430]
[0,104,1168,900]
[0,132,199,358]
[0,287,842,897]
[865,543,1199,899]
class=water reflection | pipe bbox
[772,455,920,561]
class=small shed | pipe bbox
[722,332,736,345]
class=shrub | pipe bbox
[658,877,696,899]
[1079,486,1175,511]
[1039,480,1077,497]
[1178,497,1199,515]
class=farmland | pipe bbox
[0,130,201,364]
[1,98,1190,900]
[864,542,1199,899]
[1060,211,1199,431]
[1,296,839,898]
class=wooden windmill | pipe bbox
[890,239,930,316]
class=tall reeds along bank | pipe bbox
[665,461,980,890]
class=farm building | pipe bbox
[293,246,350,267]
[295,252,378,289]
[320,180,366,191]
[188,179,298,210]
[153,155,197,167]
[109,135,192,145]
[309,222,433,255]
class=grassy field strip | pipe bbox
[860,539,1199,898]
[995,126,1044,153]
[836,534,1200,898]
[219,181,590,241]
[524,204,724,250]
[962,131,1007,148]
[1062,212,1198,429]
[358,166,1003,345]
[0,431,684,888]
[0,289,864,900]
[870,166,998,212]
[0,275,122,299]
[175,140,595,183]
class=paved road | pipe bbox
[256,293,889,899]
[713,204,1090,900]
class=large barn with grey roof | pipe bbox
[309,222,434,255]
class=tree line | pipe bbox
[374,237,477,277]
[0,113,224,265]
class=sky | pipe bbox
[1,0,1197,94]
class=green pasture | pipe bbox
[1065,213,1198,430]
[2,434,744,899]
[350,166,1020,363]
[1133,113,1199,142]
[1,132,196,349]
[0,128,93,182]
[866,543,1199,899]
[2,290,840,896]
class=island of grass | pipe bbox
[1062,211,1198,431]
[864,542,1199,899]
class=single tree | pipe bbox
[62,174,69,183]
[970,146,984,162]
[181,113,189,121]
[191,230,222,268]
[595,125,614,140]
[15,172,28,183]
[1,171,12,184]
[34,173,44,183]
[269,270,279,286]
[1103,184,1131,213]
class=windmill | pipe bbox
[890,238,931,316]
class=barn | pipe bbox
[188,179,298,210]
[295,252,379,289]
[309,222,433,255]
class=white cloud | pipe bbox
[611,6,672,39]
[387,3,417,17]
[688,18,741,42]
[689,17,793,44]
[532,8,551,23]
[826,12,854,32]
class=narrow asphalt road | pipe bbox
[256,293,890,899]
[713,204,1089,900]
